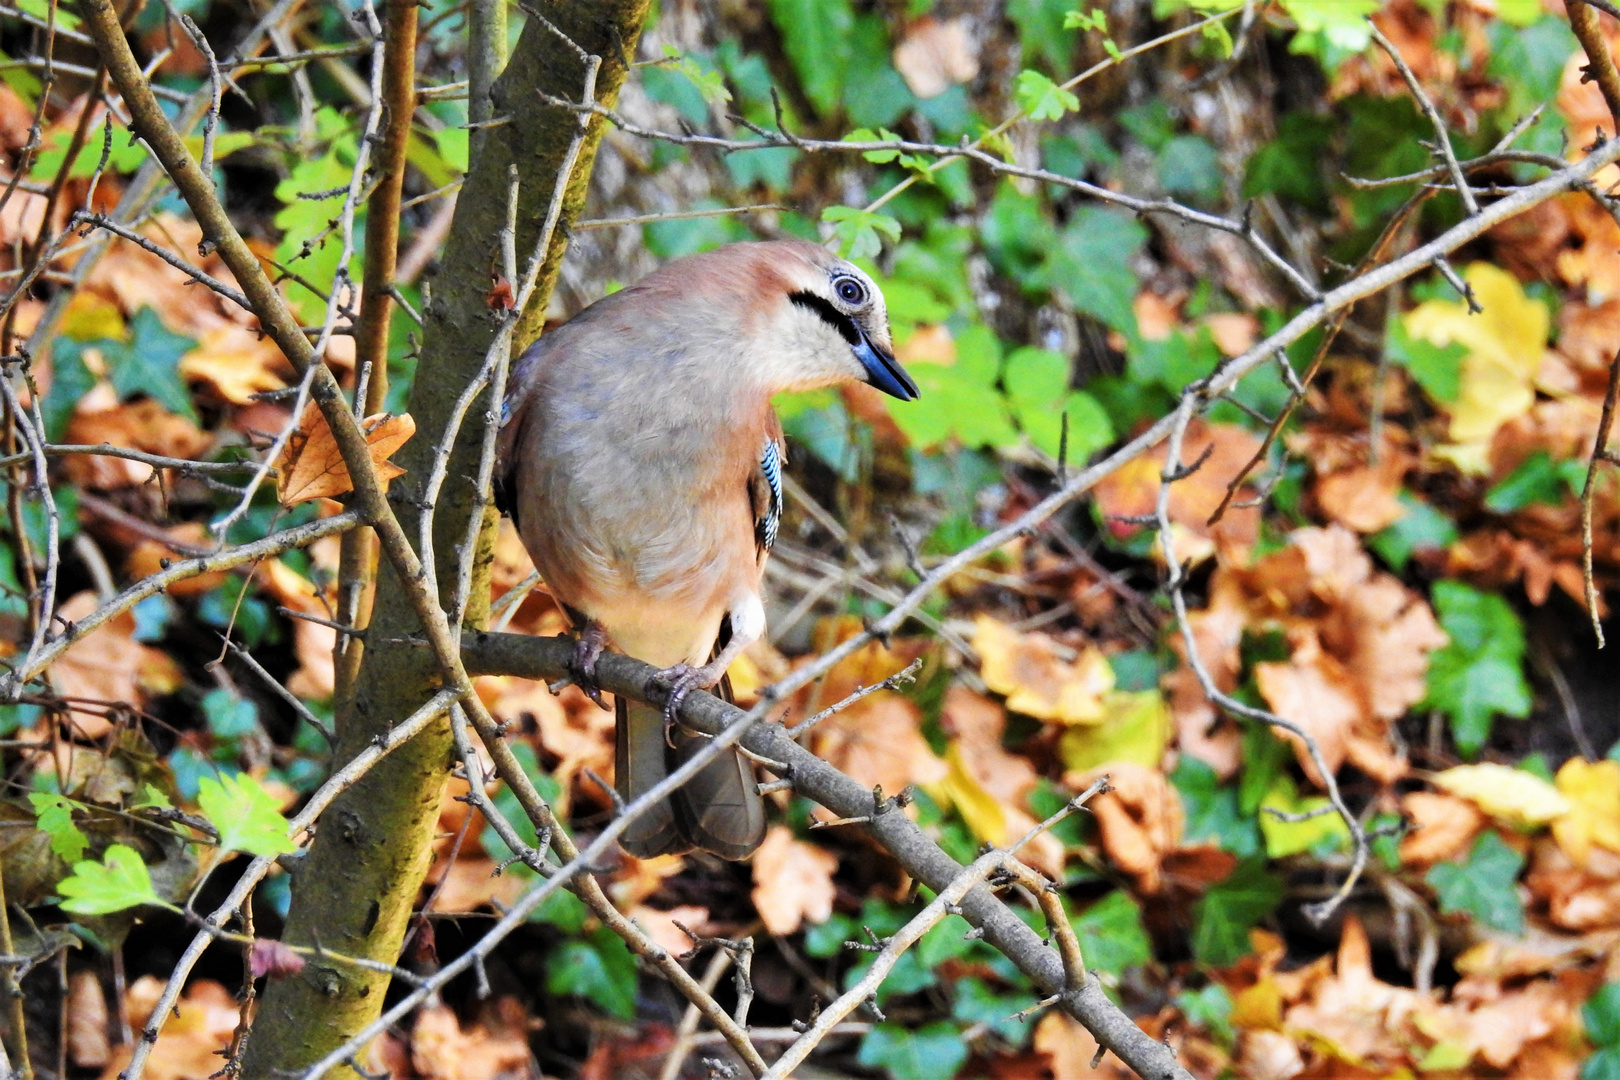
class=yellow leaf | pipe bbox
[1431,762,1570,827]
[1056,689,1170,774]
[972,615,1113,723]
[927,741,1008,846]
[1258,775,1350,858]
[1551,758,1620,868]
[1405,263,1549,470]
[60,293,125,341]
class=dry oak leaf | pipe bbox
[1093,420,1262,555]
[1433,762,1571,828]
[180,324,291,404]
[1032,1012,1139,1079]
[972,614,1113,724]
[52,591,181,738]
[1526,839,1620,932]
[1165,570,1247,778]
[101,976,240,1080]
[276,403,415,507]
[1399,791,1485,866]
[64,399,211,489]
[813,692,947,797]
[1254,627,1401,787]
[255,557,336,701]
[423,855,527,914]
[1068,763,1182,894]
[409,1000,534,1080]
[1281,915,1422,1071]
[1551,757,1620,869]
[751,824,838,936]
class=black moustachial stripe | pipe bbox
[788,290,861,346]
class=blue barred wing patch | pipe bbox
[758,437,782,554]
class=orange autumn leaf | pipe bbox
[52,591,182,738]
[751,825,838,936]
[410,1001,534,1080]
[1068,763,1182,894]
[276,403,414,507]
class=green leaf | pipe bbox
[1015,70,1080,122]
[1484,451,1583,513]
[765,0,854,115]
[822,205,902,261]
[101,307,198,422]
[846,14,917,129]
[1174,757,1262,858]
[41,341,99,442]
[1008,0,1082,70]
[1042,207,1146,334]
[1074,890,1152,975]
[1584,982,1620,1048]
[197,773,298,858]
[202,689,260,740]
[1585,1047,1620,1080]
[1279,0,1379,51]
[1192,858,1284,967]
[1487,19,1578,117]
[1425,831,1525,935]
[1389,317,1466,404]
[857,1020,969,1080]
[952,976,1034,1043]
[545,927,637,1019]
[1368,492,1458,572]
[1258,776,1350,859]
[1243,112,1334,211]
[58,843,162,915]
[29,793,88,862]
[1177,982,1234,1046]
[804,911,857,957]
[1158,135,1221,202]
[1423,581,1532,757]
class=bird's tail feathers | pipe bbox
[614,673,765,861]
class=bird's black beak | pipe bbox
[854,331,919,402]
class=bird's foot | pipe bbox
[552,621,610,710]
[649,660,725,747]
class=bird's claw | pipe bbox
[649,662,710,748]
[569,624,609,710]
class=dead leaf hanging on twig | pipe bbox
[276,403,414,507]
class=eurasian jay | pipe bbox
[496,239,919,860]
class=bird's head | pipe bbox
[738,241,920,402]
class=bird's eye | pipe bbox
[834,276,867,306]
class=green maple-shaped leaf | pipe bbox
[1014,70,1079,122]
[29,793,89,862]
[198,773,298,858]
[58,843,162,915]
[1426,830,1525,935]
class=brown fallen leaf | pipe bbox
[276,403,414,507]
[972,615,1113,724]
[892,16,979,99]
[1399,792,1485,866]
[751,824,838,936]
[410,1000,533,1080]
[102,976,241,1080]
[68,970,112,1069]
[52,591,182,738]
[1067,763,1182,893]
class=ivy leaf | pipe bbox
[57,843,162,915]
[1014,70,1079,122]
[28,793,88,862]
[1483,450,1584,513]
[1586,983,1620,1047]
[1423,581,1531,757]
[545,927,637,1019]
[857,1021,969,1080]
[822,205,902,261]
[1368,492,1458,573]
[1388,317,1466,405]
[1192,857,1284,966]
[1279,0,1379,51]
[1041,207,1146,334]
[765,0,853,115]
[1425,830,1525,935]
[1074,890,1152,976]
[101,307,199,423]
[197,773,297,858]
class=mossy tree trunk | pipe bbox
[240,4,649,1075]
